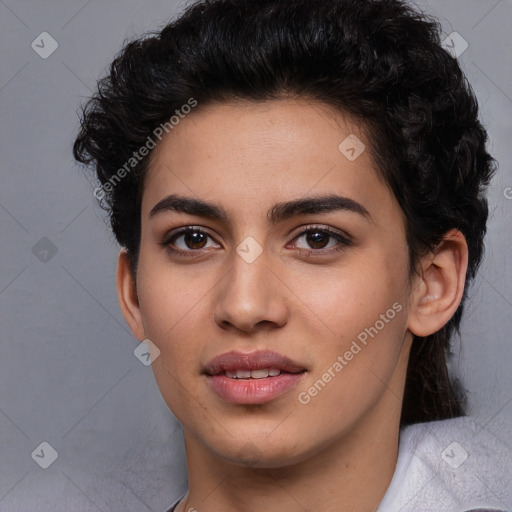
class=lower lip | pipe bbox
[206,373,305,404]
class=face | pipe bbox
[126,99,415,467]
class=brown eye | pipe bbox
[304,231,330,249]
[181,231,208,249]
[292,225,353,254]
[162,226,220,257]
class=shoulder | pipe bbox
[377,416,512,512]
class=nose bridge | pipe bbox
[213,240,288,332]
[226,242,274,309]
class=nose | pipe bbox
[213,250,289,334]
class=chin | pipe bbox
[209,434,316,469]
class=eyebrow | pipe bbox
[149,193,371,224]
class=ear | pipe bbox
[407,229,468,337]
[117,248,146,341]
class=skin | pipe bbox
[117,98,468,512]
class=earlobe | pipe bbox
[407,229,468,338]
[116,249,146,341]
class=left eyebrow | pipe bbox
[269,194,371,224]
[148,193,372,224]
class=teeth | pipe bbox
[250,369,268,379]
[224,368,282,379]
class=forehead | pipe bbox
[147,98,367,171]
[141,99,396,226]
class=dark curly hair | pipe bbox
[73,0,496,427]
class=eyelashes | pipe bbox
[160,224,353,258]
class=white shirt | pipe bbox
[376,416,511,512]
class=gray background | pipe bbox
[0,0,511,510]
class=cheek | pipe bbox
[137,242,204,328]
[293,251,410,394]
[291,251,408,344]
[135,259,211,382]
[295,301,408,436]
[137,261,209,419]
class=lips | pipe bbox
[204,350,307,404]
[203,350,306,376]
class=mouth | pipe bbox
[204,349,307,376]
[223,368,290,379]
[203,350,307,404]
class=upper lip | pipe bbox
[203,350,307,376]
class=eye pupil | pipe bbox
[186,232,207,249]
[307,231,328,249]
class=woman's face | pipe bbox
[128,99,415,467]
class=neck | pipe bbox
[178,393,403,512]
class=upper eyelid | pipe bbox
[289,224,351,239]
[165,226,219,242]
